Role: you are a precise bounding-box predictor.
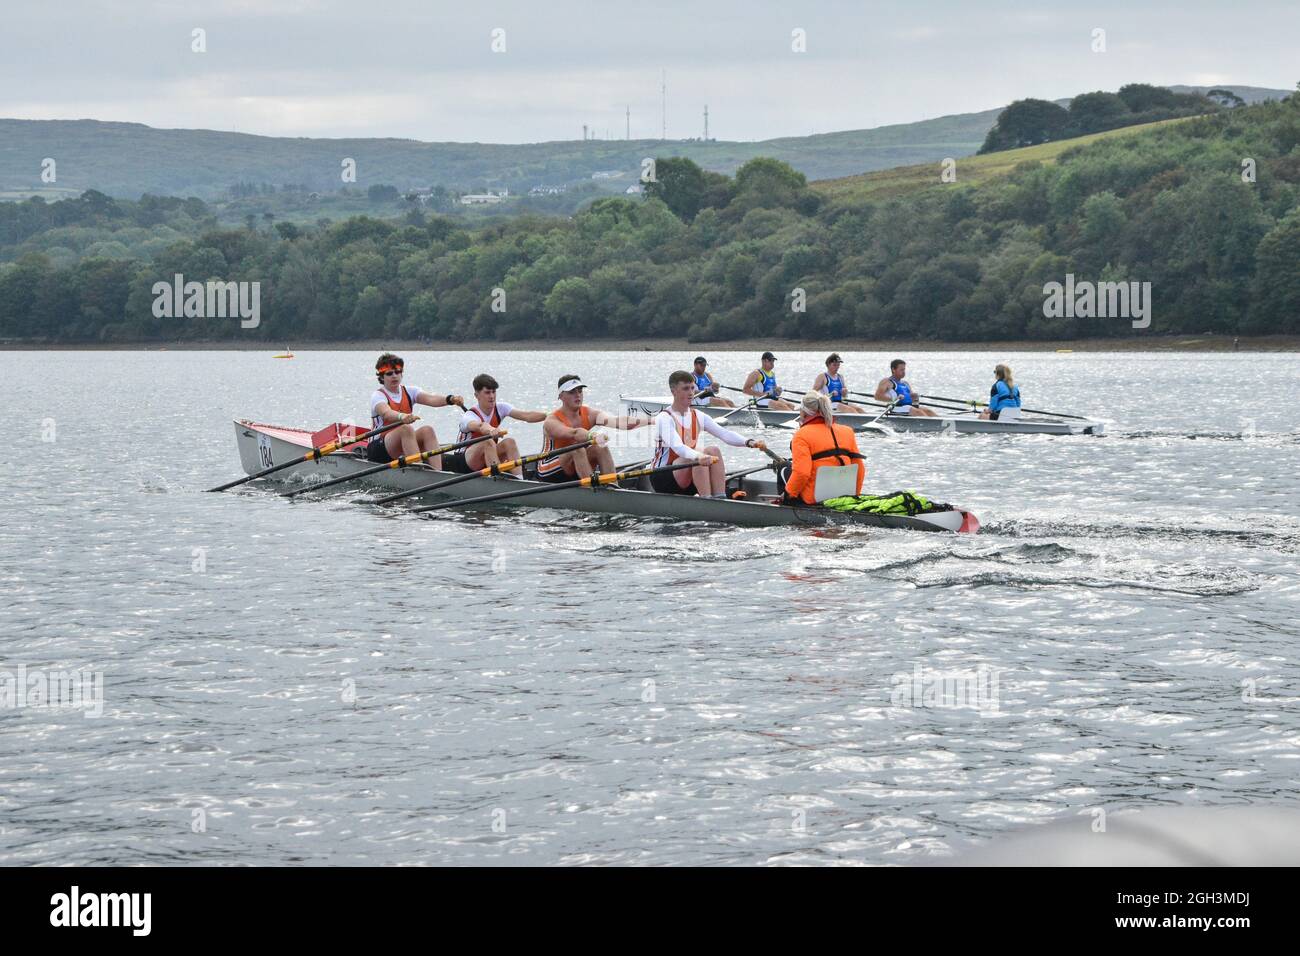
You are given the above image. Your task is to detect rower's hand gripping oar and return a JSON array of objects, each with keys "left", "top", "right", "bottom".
[
  {"left": 410, "top": 458, "right": 714, "bottom": 514},
  {"left": 207, "top": 418, "right": 416, "bottom": 492},
  {"left": 368, "top": 435, "right": 601, "bottom": 506},
  {"left": 283, "top": 432, "right": 499, "bottom": 498}
]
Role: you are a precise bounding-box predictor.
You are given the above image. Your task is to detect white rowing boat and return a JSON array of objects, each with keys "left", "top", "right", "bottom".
[
  {"left": 232, "top": 420, "right": 981, "bottom": 533},
  {"left": 620, "top": 396, "right": 1107, "bottom": 435}
]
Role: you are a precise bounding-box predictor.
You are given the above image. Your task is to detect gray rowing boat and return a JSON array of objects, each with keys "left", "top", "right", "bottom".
[
  {"left": 620, "top": 396, "right": 1107, "bottom": 435},
  {"left": 233, "top": 421, "right": 980, "bottom": 532}
]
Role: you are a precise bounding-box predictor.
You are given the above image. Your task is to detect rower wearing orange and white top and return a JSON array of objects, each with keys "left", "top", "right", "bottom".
[
  {"left": 367, "top": 352, "right": 464, "bottom": 468},
  {"left": 537, "top": 375, "right": 646, "bottom": 482},
  {"left": 443, "top": 373, "right": 547, "bottom": 474},
  {"left": 652, "top": 370, "right": 764, "bottom": 497}
]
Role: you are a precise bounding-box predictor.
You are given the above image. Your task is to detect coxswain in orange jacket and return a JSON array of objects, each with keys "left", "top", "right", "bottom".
[{"left": 783, "top": 393, "right": 866, "bottom": 505}]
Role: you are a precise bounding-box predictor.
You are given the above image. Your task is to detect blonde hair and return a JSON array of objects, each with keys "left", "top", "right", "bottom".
[
  {"left": 801, "top": 391, "right": 834, "bottom": 423},
  {"left": 995, "top": 364, "right": 1014, "bottom": 389}
]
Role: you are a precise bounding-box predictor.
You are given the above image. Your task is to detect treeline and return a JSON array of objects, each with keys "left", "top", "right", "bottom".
[
  {"left": 979, "top": 83, "right": 1223, "bottom": 153},
  {"left": 2, "top": 90, "right": 1299, "bottom": 343}
]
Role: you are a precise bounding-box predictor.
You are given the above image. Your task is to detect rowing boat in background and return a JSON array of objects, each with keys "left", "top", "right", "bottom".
[
  {"left": 620, "top": 396, "right": 1107, "bottom": 435},
  {"left": 232, "top": 420, "right": 980, "bottom": 532}
]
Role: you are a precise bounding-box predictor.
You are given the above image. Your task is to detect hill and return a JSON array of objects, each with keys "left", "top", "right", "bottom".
[
  {"left": 2, "top": 86, "right": 1285, "bottom": 202},
  {"left": 3, "top": 87, "right": 1299, "bottom": 345},
  {"left": 813, "top": 117, "right": 1192, "bottom": 202}
]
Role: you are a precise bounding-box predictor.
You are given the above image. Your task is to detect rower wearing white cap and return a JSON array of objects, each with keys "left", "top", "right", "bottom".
[
  {"left": 690, "top": 356, "right": 735, "bottom": 408},
  {"left": 537, "top": 374, "right": 646, "bottom": 482},
  {"left": 652, "top": 370, "right": 764, "bottom": 498},
  {"left": 741, "top": 351, "right": 796, "bottom": 411}
]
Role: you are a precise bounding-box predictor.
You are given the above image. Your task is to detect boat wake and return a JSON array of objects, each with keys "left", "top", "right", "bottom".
[{"left": 984, "top": 518, "right": 1300, "bottom": 554}]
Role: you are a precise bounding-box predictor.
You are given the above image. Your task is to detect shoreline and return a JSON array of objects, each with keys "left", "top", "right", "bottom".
[{"left": 2, "top": 334, "right": 1296, "bottom": 352}]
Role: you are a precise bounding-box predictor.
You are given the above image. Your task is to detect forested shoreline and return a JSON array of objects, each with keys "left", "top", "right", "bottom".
[{"left": 3, "top": 90, "right": 1298, "bottom": 344}]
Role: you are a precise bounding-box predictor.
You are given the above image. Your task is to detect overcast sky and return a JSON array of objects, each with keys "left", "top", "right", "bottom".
[{"left": 2, "top": 1, "right": 1295, "bottom": 143}]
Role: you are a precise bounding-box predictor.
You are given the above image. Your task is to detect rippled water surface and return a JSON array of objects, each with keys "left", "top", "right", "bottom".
[{"left": 2, "top": 349, "right": 1298, "bottom": 865}]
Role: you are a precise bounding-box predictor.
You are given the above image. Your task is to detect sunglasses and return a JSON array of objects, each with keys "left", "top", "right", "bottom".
[{"left": 379, "top": 367, "right": 404, "bottom": 376}]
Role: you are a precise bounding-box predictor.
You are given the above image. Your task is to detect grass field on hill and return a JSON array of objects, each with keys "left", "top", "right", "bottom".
[{"left": 812, "top": 117, "right": 1192, "bottom": 201}]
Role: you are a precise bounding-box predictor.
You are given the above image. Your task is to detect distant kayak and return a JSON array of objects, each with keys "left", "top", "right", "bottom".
[{"left": 273, "top": 351, "right": 294, "bottom": 359}]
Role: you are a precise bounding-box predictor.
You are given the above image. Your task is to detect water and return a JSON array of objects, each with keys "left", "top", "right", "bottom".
[{"left": 2, "top": 349, "right": 1297, "bottom": 865}]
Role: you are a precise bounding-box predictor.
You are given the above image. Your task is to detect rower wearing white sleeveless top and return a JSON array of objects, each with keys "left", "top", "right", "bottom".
[
  {"left": 443, "top": 373, "right": 548, "bottom": 474},
  {"left": 652, "top": 370, "right": 765, "bottom": 498}
]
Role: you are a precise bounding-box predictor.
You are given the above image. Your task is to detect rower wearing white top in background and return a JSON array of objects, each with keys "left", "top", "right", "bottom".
[
  {"left": 367, "top": 352, "right": 464, "bottom": 467},
  {"left": 690, "top": 356, "right": 735, "bottom": 408},
  {"left": 812, "top": 352, "right": 866, "bottom": 413},
  {"left": 443, "top": 373, "right": 548, "bottom": 474},
  {"left": 651, "top": 370, "right": 765, "bottom": 498}
]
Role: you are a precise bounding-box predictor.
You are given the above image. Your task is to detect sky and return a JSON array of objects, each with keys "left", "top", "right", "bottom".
[{"left": 1, "top": 0, "right": 1295, "bottom": 143}]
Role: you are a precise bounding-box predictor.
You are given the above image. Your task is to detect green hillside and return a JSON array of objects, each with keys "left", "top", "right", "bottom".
[
  {"left": 814, "top": 117, "right": 1191, "bottom": 201},
  {"left": 3, "top": 87, "right": 1298, "bottom": 345}
]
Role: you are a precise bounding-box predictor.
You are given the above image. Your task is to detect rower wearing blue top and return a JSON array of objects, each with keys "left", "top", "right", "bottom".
[
  {"left": 980, "top": 363, "right": 1023, "bottom": 421},
  {"left": 812, "top": 352, "right": 866, "bottom": 413},
  {"left": 689, "top": 356, "right": 735, "bottom": 408},
  {"left": 742, "top": 351, "right": 795, "bottom": 411},
  {"left": 874, "top": 358, "right": 938, "bottom": 417}
]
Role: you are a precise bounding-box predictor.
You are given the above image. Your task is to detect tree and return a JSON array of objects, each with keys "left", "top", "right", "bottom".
[
  {"left": 1206, "top": 88, "right": 1245, "bottom": 109},
  {"left": 642, "top": 157, "right": 708, "bottom": 222},
  {"left": 979, "top": 99, "right": 1070, "bottom": 153},
  {"left": 368, "top": 184, "right": 400, "bottom": 203},
  {"left": 1249, "top": 211, "right": 1300, "bottom": 332},
  {"left": 1067, "top": 91, "right": 1132, "bottom": 136}
]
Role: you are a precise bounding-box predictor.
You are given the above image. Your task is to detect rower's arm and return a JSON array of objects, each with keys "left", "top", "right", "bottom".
[
  {"left": 812, "top": 373, "right": 827, "bottom": 393},
  {"left": 506, "top": 408, "right": 548, "bottom": 424},
  {"left": 461, "top": 417, "right": 501, "bottom": 436},
  {"left": 698, "top": 414, "right": 750, "bottom": 448},
  {"left": 543, "top": 416, "right": 580, "bottom": 441},
  {"left": 373, "top": 400, "right": 417, "bottom": 425},
  {"left": 414, "top": 390, "right": 464, "bottom": 409},
  {"left": 742, "top": 370, "right": 763, "bottom": 397},
  {"left": 593, "top": 408, "right": 645, "bottom": 430},
  {"left": 873, "top": 379, "right": 892, "bottom": 402}
]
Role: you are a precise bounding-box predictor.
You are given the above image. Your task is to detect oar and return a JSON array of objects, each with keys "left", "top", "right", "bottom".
[
  {"left": 207, "top": 419, "right": 414, "bottom": 492},
  {"left": 923, "top": 393, "right": 1096, "bottom": 421},
  {"left": 410, "top": 458, "right": 709, "bottom": 514},
  {"left": 368, "top": 436, "right": 599, "bottom": 506},
  {"left": 845, "top": 389, "right": 974, "bottom": 415},
  {"left": 715, "top": 398, "right": 763, "bottom": 427},
  {"left": 284, "top": 433, "right": 497, "bottom": 498}
]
